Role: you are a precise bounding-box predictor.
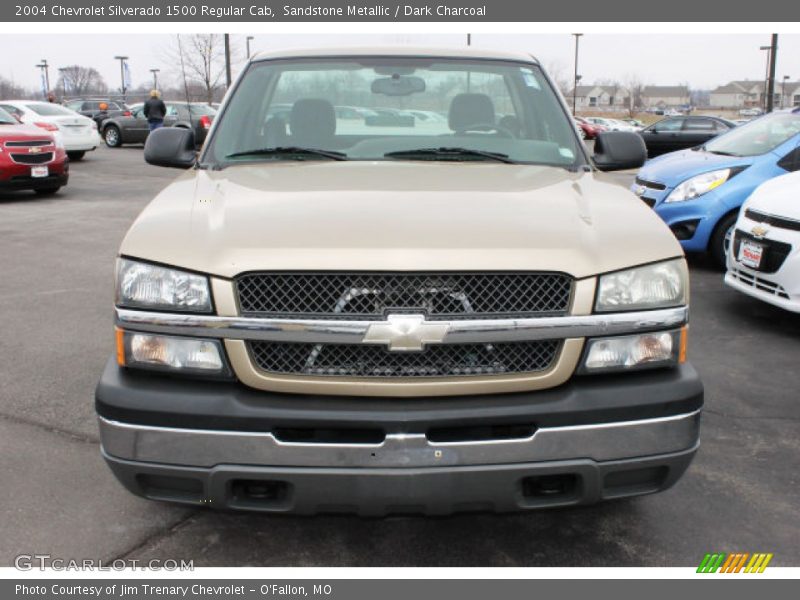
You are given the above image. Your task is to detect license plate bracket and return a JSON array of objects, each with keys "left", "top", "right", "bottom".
[{"left": 738, "top": 240, "right": 764, "bottom": 269}]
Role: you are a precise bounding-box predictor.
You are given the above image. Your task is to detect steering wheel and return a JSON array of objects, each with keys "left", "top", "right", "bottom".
[{"left": 457, "top": 123, "right": 516, "bottom": 138}]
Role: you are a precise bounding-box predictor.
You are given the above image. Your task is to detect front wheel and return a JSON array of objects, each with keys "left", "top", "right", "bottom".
[
  {"left": 67, "top": 151, "right": 85, "bottom": 161},
  {"left": 104, "top": 126, "right": 122, "bottom": 148},
  {"left": 710, "top": 212, "right": 738, "bottom": 270}
]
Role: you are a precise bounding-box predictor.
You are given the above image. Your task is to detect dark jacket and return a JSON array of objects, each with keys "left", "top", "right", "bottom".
[{"left": 143, "top": 98, "right": 167, "bottom": 121}]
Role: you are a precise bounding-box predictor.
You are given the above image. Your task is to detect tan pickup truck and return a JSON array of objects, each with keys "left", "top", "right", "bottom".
[{"left": 96, "top": 47, "right": 702, "bottom": 515}]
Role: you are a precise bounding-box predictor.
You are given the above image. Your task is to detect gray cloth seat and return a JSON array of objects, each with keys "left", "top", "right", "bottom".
[
  {"left": 289, "top": 98, "right": 336, "bottom": 147},
  {"left": 448, "top": 93, "right": 496, "bottom": 133}
]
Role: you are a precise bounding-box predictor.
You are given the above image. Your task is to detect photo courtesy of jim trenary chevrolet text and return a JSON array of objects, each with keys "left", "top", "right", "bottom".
[{"left": 0, "top": 0, "right": 798, "bottom": 596}]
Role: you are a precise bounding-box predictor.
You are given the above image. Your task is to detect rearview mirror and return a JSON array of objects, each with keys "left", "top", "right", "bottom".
[
  {"left": 593, "top": 131, "right": 647, "bottom": 171},
  {"left": 371, "top": 75, "right": 426, "bottom": 96},
  {"left": 144, "top": 127, "right": 196, "bottom": 169}
]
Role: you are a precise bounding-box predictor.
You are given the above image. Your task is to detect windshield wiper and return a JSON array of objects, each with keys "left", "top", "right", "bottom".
[
  {"left": 225, "top": 146, "right": 347, "bottom": 161},
  {"left": 700, "top": 146, "right": 740, "bottom": 157},
  {"left": 384, "top": 147, "right": 517, "bottom": 164}
]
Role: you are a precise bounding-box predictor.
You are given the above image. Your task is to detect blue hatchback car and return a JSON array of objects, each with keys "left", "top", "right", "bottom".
[{"left": 632, "top": 109, "right": 800, "bottom": 267}]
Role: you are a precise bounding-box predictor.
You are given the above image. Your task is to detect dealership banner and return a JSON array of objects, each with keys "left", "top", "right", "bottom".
[
  {"left": 4, "top": 579, "right": 799, "bottom": 599},
  {"left": 3, "top": 0, "right": 799, "bottom": 22}
]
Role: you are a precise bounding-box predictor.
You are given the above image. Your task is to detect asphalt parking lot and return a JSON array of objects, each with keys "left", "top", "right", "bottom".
[{"left": 1, "top": 145, "right": 799, "bottom": 567}]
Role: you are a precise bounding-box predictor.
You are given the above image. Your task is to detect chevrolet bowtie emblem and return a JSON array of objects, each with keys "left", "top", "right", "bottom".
[
  {"left": 29, "top": 146, "right": 43, "bottom": 154},
  {"left": 362, "top": 314, "right": 450, "bottom": 352},
  {"left": 751, "top": 224, "right": 769, "bottom": 238}
]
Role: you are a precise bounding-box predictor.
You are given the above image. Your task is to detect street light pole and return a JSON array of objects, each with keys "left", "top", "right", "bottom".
[
  {"left": 572, "top": 33, "right": 583, "bottom": 115},
  {"left": 246, "top": 36, "right": 254, "bottom": 59},
  {"left": 35, "top": 60, "right": 50, "bottom": 98},
  {"left": 150, "top": 68, "right": 160, "bottom": 90},
  {"left": 58, "top": 67, "right": 66, "bottom": 98},
  {"left": 114, "top": 55, "right": 129, "bottom": 100}
]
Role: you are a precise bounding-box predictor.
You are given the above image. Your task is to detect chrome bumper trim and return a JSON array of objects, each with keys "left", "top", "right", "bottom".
[
  {"left": 98, "top": 410, "right": 701, "bottom": 469},
  {"left": 115, "top": 306, "right": 688, "bottom": 345}
]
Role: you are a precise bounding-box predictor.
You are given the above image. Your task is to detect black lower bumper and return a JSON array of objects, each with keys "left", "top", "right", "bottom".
[
  {"left": 95, "top": 358, "right": 703, "bottom": 433},
  {"left": 96, "top": 359, "right": 702, "bottom": 514},
  {"left": 103, "top": 446, "right": 698, "bottom": 516}
]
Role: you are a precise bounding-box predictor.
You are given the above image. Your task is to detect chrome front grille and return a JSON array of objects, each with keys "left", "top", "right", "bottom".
[
  {"left": 249, "top": 340, "right": 561, "bottom": 378},
  {"left": 235, "top": 272, "right": 573, "bottom": 320}
]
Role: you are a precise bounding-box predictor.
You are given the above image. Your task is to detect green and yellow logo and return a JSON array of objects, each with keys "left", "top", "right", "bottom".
[{"left": 697, "top": 553, "right": 773, "bottom": 573}]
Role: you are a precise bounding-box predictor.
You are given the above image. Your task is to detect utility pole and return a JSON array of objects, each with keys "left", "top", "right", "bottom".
[
  {"left": 35, "top": 60, "right": 50, "bottom": 98},
  {"left": 114, "top": 55, "right": 128, "bottom": 99},
  {"left": 782, "top": 75, "right": 790, "bottom": 109},
  {"left": 572, "top": 33, "right": 583, "bottom": 115},
  {"left": 467, "top": 33, "right": 471, "bottom": 46},
  {"left": 766, "top": 34, "right": 778, "bottom": 113},
  {"left": 150, "top": 68, "right": 160, "bottom": 90},
  {"left": 246, "top": 36, "right": 254, "bottom": 59},
  {"left": 224, "top": 34, "right": 232, "bottom": 88},
  {"left": 58, "top": 67, "right": 66, "bottom": 98}
]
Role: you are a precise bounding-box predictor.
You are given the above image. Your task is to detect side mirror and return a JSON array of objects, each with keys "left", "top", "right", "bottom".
[
  {"left": 593, "top": 131, "right": 647, "bottom": 171},
  {"left": 144, "top": 127, "right": 196, "bottom": 169}
]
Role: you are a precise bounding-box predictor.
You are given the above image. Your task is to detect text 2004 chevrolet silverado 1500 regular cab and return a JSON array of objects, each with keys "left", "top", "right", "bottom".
[{"left": 95, "top": 47, "right": 703, "bottom": 516}]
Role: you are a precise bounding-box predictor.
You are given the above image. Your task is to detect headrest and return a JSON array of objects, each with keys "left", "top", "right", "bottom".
[
  {"left": 290, "top": 98, "right": 336, "bottom": 145},
  {"left": 448, "top": 93, "right": 496, "bottom": 132}
]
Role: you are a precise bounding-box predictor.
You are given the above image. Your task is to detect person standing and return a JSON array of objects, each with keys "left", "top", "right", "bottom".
[{"left": 143, "top": 90, "right": 167, "bottom": 131}]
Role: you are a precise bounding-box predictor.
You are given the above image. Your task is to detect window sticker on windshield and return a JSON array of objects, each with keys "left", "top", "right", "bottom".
[
  {"left": 520, "top": 69, "right": 541, "bottom": 90},
  {"left": 559, "top": 148, "right": 575, "bottom": 159}
]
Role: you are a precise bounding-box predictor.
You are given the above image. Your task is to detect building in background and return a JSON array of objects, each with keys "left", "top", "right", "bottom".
[
  {"left": 641, "top": 85, "right": 690, "bottom": 109},
  {"left": 569, "top": 84, "right": 630, "bottom": 109}
]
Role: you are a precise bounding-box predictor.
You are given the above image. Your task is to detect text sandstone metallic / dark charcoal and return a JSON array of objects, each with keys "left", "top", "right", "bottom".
[
  {"left": 248, "top": 340, "right": 561, "bottom": 378},
  {"left": 236, "top": 272, "right": 573, "bottom": 320}
]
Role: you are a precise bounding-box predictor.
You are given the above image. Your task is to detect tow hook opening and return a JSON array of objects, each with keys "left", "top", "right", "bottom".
[
  {"left": 230, "top": 479, "right": 292, "bottom": 509},
  {"left": 520, "top": 474, "right": 580, "bottom": 505}
]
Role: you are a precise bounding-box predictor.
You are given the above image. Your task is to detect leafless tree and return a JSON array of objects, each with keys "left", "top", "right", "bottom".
[
  {"left": 55, "top": 65, "right": 107, "bottom": 98},
  {"left": 0, "top": 76, "right": 28, "bottom": 100},
  {"left": 545, "top": 60, "right": 572, "bottom": 97},
  {"left": 623, "top": 74, "right": 645, "bottom": 117},
  {"left": 169, "top": 34, "right": 230, "bottom": 104}
]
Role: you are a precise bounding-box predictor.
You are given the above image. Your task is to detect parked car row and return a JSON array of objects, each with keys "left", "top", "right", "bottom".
[
  {"left": 633, "top": 108, "right": 800, "bottom": 312},
  {"left": 0, "top": 100, "right": 99, "bottom": 161}
]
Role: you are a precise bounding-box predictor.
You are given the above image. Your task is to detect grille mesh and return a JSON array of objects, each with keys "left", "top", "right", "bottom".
[
  {"left": 249, "top": 340, "right": 561, "bottom": 378},
  {"left": 10, "top": 152, "right": 53, "bottom": 165},
  {"left": 236, "top": 272, "right": 573, "bottom": 320}
]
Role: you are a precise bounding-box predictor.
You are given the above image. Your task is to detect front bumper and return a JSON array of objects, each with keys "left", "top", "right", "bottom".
[
  {"left": 96, "top": 360, "right": 703, "bottom": 515},
  {"left": 0, "top": 172, "right": 68, "bottom": 191}
]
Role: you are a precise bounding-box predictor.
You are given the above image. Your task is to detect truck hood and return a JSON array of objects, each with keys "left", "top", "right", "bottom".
[
  {"left": 639, "top": 148, "right": 754, "bottom": 186},
  {"left": 120, "top": 161, "right": 683, "bottom": 279}
]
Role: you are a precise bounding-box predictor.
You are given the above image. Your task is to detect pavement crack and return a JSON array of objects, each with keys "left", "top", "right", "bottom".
[
  {"left": 110, "top": 511, "right": 201, "bottom": 562},
  {"left": 0, "top": 411, "right": 99, "bottom": 444}
]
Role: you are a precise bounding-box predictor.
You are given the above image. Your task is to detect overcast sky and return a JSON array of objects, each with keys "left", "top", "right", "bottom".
[{"left": 2, "top": 33, "right": 799, "bottom": 93}]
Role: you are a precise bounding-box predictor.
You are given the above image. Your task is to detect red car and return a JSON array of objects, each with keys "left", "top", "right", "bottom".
[
  {"left": 0, "top": 106, "right": 68, "bottom": 195},
  {"left": 574, "top": 116, "right": 607, "bottom": 140}
]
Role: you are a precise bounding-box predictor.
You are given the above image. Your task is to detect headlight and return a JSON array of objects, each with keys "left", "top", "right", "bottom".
[
  {"left": 579, "top": 328, "right": 686, "bottom": 374},
  {"left": 596, "top": 259, "right": 687, "bottom": 312},
  {"left": 116, "top": 329, "right": 230, "bottom": 376},
  {"left": 665, "top": 168, "right": 731, "bottom": 203},
  {"left": 116, "top": 258, "right": 211, "bottom": 312}
]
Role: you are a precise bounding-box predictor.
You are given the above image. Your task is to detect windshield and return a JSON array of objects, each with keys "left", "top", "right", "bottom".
[
  {"left": 704, "top": 113, "right": 800, "bottom": 157},
  {"left": 204, "top": 57, "right": 583, "bottom": 168},
  {"left": 0, "top": 107, "right": 16, "bottom": 124},
  {"left": 27, "top": 103, "right": 76, "bottom": 117}
]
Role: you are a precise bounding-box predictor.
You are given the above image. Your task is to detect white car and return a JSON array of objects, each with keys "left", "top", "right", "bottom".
[
  {"left": 584, "top": 117, "right": 637, "bottom": 132},
  {"left": 0, "top": 100, "right": 99, "bottom": 160},
  {"left": 725, "top": 170, "right": 800, "bottom": 312}
]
